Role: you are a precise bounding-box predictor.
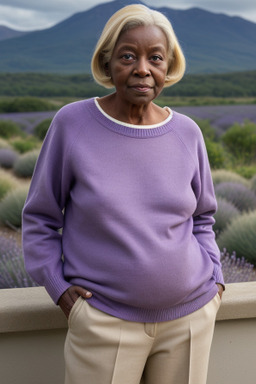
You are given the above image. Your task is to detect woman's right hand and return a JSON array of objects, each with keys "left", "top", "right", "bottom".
[{"left": 58, "top": 286, "right": 92, "bottom": 319}]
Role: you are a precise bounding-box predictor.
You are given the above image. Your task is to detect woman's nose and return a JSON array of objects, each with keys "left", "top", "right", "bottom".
[{"left": 133, "top": 58, "right": 150, "bottom": 77}]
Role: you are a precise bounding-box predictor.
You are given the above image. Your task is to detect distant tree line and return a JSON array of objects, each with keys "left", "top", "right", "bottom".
[
  {"left": 0, "top": 71, "right": 256, "bottom": 98},
  {"left": 162, "top": 71, "right": 256, "bottom": 98}
]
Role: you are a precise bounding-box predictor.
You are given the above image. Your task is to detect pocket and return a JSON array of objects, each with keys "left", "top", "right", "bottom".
[
  {"left": 213, "top": 292, "right": 222, "bottom": 309},
  {"left": 68, "top": 296, "right": 84, "bottom": 327}
]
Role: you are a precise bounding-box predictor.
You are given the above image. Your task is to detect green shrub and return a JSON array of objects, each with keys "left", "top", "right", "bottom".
[
  {"left": 212, "top": 169, "right": 250, "bottom": 187},
  {"left": 205, "top": 139, "right": 225, "bottom": 169},
  {"left": 0, "top": 120, "right": 23, "bottom": 138},
  {"left": 33, "top": 118, "right": 52, "bottom": 140},
  {"left": 11, "top": 137, "right": 40, "bottom": 154},
  {"left": 0, "top": 186, "right": 28, "bottom": 228},
  {"left": 233, "top": 165, "right": 256, "bottom": 179},
  {"left": 221, "top": 120, "right": 256, "bottom": 164},
  {"left": 196, "top": 119, "right": 216, "bottom": 141},
  {"left": 217, "top": 211, "right": 256, "bottom": 266},
  {"left": 0, "top": 97, "right": 57, "bottom": 113},
  {"left": 13, "top": 150, "right": 39, "bottom": 178},
  {"left": 213, "top": 197, "right": 239, "bottom": 236},
  {"left": 215, "top": 182, "right": 256, "bottom": 212},
  {"left": 194, "top": 119, "right": 226, "bottom": 170},
  {"left": 0, "top": 148, "right": 19, "bottom": 169},
  {"left": 0, "top": 170, "right": 19, "bottom": 201}
]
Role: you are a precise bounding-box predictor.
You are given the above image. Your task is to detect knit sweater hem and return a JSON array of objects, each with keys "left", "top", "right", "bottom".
[{"left": 84, "top": 285, "right": 219, "bottom": 323}]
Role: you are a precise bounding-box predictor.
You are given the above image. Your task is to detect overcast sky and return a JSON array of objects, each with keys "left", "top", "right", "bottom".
[{"left": 0, "top": 0, "right": 255, "bottom": 31}]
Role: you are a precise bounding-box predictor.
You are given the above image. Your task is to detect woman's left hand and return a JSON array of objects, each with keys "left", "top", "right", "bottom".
[{"left": 216, "top": 283, "right": 224, "bottom": 299}]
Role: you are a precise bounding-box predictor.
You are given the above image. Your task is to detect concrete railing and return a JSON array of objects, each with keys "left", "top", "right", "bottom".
[{"left": 1, "top": 282, "right": 256, "bottom": 384}]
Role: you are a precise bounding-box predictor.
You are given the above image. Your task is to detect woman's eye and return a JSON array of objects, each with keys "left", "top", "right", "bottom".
[
  {"left": 151, "top": 55, "right": 162, "bottom": 62},
  {"left": 122, "top": 53, "right": 134, "bottom": 60}
]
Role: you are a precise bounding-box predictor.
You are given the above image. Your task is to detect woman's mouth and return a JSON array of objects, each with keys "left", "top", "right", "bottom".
[{"left": 131, "top": 84, "right": 152, "bottom": 93}]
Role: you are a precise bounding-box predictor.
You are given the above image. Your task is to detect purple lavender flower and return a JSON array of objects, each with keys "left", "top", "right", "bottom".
[
  {"left": 220, "top": 249, "right": 256, "bottom": 283},
  {"left": 0, "top": 234, "right": 38, "bottom": 288}
]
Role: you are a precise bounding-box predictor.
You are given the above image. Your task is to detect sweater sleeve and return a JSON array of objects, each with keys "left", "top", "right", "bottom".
[
  {"left": 22, "top": 110, "right": 75, "bottom": 304},
  {"left": 192, "top": 131, "right": 225, "bottom": 288}
]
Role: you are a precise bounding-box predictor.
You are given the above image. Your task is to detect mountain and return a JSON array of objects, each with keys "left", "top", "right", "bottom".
[
  {"left": 0, "top": 0, "right": 256, "bottom": 74},
  {"left": 0, "top": 26, "right": 28, "bottom": 41}
]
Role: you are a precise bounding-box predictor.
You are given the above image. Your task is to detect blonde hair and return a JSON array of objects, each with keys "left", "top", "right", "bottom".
[{"left": 91, "top": 4, "right": 186, "bottom": 89}]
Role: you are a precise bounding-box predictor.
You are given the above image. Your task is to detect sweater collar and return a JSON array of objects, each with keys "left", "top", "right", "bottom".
[{"left": 89, "top": 97, "right": 175, "bottom": 139}]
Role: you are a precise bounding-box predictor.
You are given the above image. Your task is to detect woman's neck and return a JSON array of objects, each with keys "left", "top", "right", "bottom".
[{"left": 97, "top": 93, "right": 169, "bottom": 126}]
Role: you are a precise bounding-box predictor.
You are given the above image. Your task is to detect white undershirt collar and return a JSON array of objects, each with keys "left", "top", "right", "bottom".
[{"left": 94, "top": 98, "right": 173, "bottom": 129}]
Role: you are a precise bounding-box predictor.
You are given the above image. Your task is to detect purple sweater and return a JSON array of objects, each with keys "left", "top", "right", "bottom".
[{"left": 22, "top": 98, "right": 224, "bottom": 322}]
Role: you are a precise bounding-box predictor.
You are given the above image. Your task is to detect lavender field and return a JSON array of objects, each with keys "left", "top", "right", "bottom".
[
  {"left": 0, "top": 110, "right": 56, "bottom": 134},
  {"left": 174, "top": 104, "right": 256, "bottom": 135},
  {"left": 0, "top": 104, "right": 256, "bottom": 135}
]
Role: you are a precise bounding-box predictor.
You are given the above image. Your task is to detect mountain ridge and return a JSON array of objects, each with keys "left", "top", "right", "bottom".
[
  {"left": 0, "top": 0, "right": 255, "bottom": 74},
  {"left": 0, "top": 26, "right": 29, "bottom": 41}
]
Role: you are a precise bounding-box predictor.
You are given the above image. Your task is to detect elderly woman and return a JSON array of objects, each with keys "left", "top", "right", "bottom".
[{"left": 22, "top": 4, "right": 224, "bottom": 384}]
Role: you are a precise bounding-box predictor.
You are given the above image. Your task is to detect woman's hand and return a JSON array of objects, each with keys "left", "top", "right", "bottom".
[
  {"left": 58, "top": 286, "right": 92, "bottom": 319},
  {"left": 216, "top": 283, "right": 224, "bottom": 300}
]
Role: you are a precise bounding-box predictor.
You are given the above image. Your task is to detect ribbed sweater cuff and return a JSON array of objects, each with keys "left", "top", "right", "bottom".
[{"left": 45, "top": 275, "right": 72, "bottom": 304}]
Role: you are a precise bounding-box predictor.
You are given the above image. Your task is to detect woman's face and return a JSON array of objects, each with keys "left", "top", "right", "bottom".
[{"left": 107, "top": 25, "right": 169, "bottom": 106}]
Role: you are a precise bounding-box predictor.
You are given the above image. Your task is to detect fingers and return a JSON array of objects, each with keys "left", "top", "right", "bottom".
[
  {"left": 58, "top": 286, "right": 92, "bottom": 319},
  {"left": 73, "top": 286, "right": 92, "bottom": 300}
]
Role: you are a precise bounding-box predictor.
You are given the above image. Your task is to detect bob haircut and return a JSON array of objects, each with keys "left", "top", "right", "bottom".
[{"left": 91, "top": 4, "right": 186, "bottom": 89}]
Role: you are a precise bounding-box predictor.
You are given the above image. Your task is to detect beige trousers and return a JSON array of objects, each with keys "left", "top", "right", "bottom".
[{"left": 64, "top": 293, "right": 221, "bottom": 384}]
